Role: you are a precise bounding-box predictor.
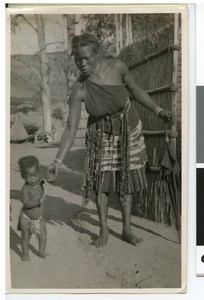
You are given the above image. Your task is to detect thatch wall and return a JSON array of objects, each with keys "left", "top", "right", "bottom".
[{"left": 119, "top": 21, "right": 182, "bottom": 225}]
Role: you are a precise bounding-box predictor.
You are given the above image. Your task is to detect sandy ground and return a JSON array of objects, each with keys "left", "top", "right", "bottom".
[{"left": 9, "top": 143, "right": 181, "bottom": 291}]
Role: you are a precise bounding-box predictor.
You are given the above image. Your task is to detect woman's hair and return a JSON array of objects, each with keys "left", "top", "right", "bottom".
[
  {"left": 72, "top": 33, "right": 100, "bottom": 55},
  {"left": 18, "top": 155, "right": 39, "bottom": 177}
]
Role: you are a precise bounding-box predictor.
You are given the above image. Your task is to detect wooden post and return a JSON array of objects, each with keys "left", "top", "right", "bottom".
[
  {"left": 53, "top": 132, "right": 57, "bottom": 142},
  {"left": 119, "top": 14, "right": 123, "bottom": 50},
  {"left": 34, "top": 134, "right": 38, "bottom": 144},
  {"left": 114, "top": 14, "right": 119, "bottom": 55},
  {"left": 171, "top": 13, "right": 179, "bottom": 154},
  {"left": 125, "top": 14, "right": 129, "bottom": 46},
  {"left": 129, "top": 15, "right": 133, "bottom": 44}
]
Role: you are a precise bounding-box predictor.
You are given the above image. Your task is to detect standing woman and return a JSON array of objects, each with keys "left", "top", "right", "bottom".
[{"left": 46, "top": 33, "right": 172, "bottom": 247}]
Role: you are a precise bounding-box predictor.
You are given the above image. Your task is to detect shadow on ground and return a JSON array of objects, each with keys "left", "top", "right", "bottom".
[
  {"left": 10, "top": 188, "right": 177, "bottom": 259},
  {"left": 10, "top": 226, "right": 40, "bottom": 259},
  {"left": 10, "top": 190, "right": 100, "bottom": 256}
]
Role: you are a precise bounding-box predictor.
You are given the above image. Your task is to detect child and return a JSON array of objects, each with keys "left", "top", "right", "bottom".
[{"left": 17, "top": 156, "right": 47, "bottom": 261}]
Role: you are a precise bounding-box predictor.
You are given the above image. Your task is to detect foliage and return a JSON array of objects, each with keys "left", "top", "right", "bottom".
[
  {"left": 23, "top": 122, "right": 39, "bottom": 135},
  {"left": 83, "top": 14, "right": 116, "bottom": 57},
  {"left": 51, "top": 107, "right": 63, "bottom": 121},
  {"left": 10, "top": 105, "right": 17, "bottom": 115}
]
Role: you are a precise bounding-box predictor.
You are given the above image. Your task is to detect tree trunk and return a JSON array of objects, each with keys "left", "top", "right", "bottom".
[
  {"left": 64, "top": 15, "right": 75, "bottom": 55},
  {"left": 55, "top": 80, "right": 68, "bottom": 124},
  {"left": 63, "top": 15, "right": 79, "bottom": 99},
  {"left": 74, "top": 14, "right": 82, "bottom": 35},
  {"left": 35, "top": 15, "right": 52, "bottom": 133}
]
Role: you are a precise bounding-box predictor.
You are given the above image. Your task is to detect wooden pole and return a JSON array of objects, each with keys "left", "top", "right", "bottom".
[
  {"left": 129, "top": 15, "right": 133, "bottom": 44},
  {"left": 171, "top": 13, "right": 179, "bottom": 154},
  {"left": 128, "top": 45, "right": 180, "bottom": 70},
  {"left": 126, "top": 14, "right": 129, "bottom": 46},
  {"left": 114, "top": 14, "right": 119, "bottom": 55},
  {"left": 119, "top": 14, "right": 123, "bottom": 50}
]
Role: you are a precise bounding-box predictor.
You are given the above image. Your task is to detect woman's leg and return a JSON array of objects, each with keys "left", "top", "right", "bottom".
[
  {"left": 93, "top": 192, "right": 109, "bottom": 247},
  {"left": 120, "top": 194, "right": 142, "bottom": 245}
]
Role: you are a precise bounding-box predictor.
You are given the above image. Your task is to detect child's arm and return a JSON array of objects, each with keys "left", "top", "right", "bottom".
[
  {"left": 39, "top": 180, "right": 47, "bottom": 204},
  {"left": 21, "top": 185, "right": 41, "bottom": 209}
]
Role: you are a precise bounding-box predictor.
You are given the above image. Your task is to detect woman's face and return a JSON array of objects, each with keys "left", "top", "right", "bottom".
[{"left": 73, "top": 44, "right": 98, "bottom": 76}]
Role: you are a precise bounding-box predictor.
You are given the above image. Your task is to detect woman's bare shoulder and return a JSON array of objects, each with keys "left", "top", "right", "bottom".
[
  {"left": 70, "top": 81, "right": 85, "bottom": 102},
  {"left": 108, "top": 59, "right": 128, "bottom": 71}
]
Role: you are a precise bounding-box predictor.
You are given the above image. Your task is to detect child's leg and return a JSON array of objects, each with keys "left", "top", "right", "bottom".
[
  {"left": 38, "top": 217, "right": 47, "bottom": 258},
  {"left": 93, "top": 192, "right": 109, "bottom": 247},
  {"left": 120, "top": 194, "right": 142, "bottom": 245},
  {"left": 19, "top": 216, "right": 31, "bottom": 261}
]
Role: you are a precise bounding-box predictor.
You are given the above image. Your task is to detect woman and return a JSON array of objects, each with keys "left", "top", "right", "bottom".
[{"left": 46, "top": 33, "right": 172, "bottom": 247}]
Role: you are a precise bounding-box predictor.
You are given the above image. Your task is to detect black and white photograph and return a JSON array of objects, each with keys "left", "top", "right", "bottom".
[{"left": 7, "top": 4, "right": 188, "bottom": 293}]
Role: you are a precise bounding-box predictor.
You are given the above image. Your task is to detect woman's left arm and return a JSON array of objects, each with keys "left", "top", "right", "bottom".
[{"left": 118, "top": 61, "right": 173, "bottom": 122}]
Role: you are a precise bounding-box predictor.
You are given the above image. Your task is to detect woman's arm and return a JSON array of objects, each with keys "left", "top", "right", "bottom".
[
  {"left": 46, "top": 82, "right": 83, "bottom": 183},
  {"left": 115, "top": 60, "right": 173, "bottom": 122},
  {"left": 118, "top": 61, "right": 158, "bottom": 112},
  {"left": 55, "top": 82, "right": 83, "bottom": 162}
]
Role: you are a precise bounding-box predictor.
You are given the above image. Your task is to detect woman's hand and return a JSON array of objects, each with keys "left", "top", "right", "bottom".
[
  {"left": 46, "top": 164, "right": 59, "bottom": 183},
  {"left": 158, "top": 109, "right": 174, "bottom": 124}
]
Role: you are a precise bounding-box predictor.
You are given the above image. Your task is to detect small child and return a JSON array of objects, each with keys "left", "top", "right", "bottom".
[{"left": 17, "top": 155, "right": 47, "bottom": 261}]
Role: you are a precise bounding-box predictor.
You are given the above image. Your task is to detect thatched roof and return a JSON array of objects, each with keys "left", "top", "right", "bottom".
[
  {"left": 118, "top": 24, "right": 174, "bottom": 69},
  {"left": 10, "top": 118, "right": 29, "bottom": 142}
]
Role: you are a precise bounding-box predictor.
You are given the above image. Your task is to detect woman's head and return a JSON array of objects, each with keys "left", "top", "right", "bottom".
[
  {"left": 72, "top": 33, "right": 100, "bottom": 76},
  {"left": 72, "top": 33, "right": 100, "bottom": 55}
]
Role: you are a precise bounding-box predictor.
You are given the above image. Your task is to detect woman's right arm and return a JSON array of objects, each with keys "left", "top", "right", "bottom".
[
  {"left": 55, "top": 82, "right": 83, "bottom": 162},
  {"left": 46, "top": 82, "right": 84, "bottom": 182}
]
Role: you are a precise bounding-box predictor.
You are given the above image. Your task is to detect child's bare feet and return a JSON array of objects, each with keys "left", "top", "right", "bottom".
[
  {"left": 122, "top": 230, "right": 142, "bottom": 246},
  {"left": 93, "top": 228, "right": 109, "bottom": 248},
  {"left": 22, "top": 255, "right": 30, "bottom": 262}
]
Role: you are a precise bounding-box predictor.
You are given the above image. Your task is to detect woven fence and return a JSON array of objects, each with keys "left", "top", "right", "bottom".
[{"left": 119, "top": 21, "right": 182, "bottom": 225}]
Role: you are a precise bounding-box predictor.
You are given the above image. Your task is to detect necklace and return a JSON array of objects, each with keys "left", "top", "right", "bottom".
[{"left": 26, "top": 182, "right": 40, "bottom": 189}]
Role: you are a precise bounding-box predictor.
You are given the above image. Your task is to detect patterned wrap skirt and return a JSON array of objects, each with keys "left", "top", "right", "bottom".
[{"left": 82, "top": 101, "right": 148, "bottom": 205}]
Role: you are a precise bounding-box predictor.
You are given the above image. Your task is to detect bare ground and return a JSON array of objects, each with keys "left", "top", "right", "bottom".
[{"left": 9, "top": 143, "right": 181, "bottom": 291}]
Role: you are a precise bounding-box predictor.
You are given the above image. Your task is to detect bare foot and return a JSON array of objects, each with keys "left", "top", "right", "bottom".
[
  {"left": 93, "top": 228, "right": 109, "bottom": 248},
  {"left": 22, "top": 255, "right": 30, "bottom": 262},
  {"left": 39, "top": 252, "right": 49, "bottom": 259},
  {"left": 122, "top": 230, "right": 142, "bottom": 246}
]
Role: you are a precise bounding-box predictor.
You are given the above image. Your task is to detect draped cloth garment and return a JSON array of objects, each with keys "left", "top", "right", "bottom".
[{"left": 81, "top": 79, "right": 148, "bottom": 205}]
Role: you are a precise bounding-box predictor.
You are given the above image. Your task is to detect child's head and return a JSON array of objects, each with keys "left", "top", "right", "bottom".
[{"left": 18, "top": 156, "right": 40, "bottom": 185}]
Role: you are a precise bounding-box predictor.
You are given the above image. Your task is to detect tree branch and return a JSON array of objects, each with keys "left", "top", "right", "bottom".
[
  {"left": 35, "top": 41, "right": 65, "bottom": 54},
  {"left": 20, "top": 14, "right": 37, "bottom": 32},
  {"left": 11, "top": 15, "right": 22, "bottom": 32},
  {"left": 12, "top": 56, "right": 41, "bottom": 83}
]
